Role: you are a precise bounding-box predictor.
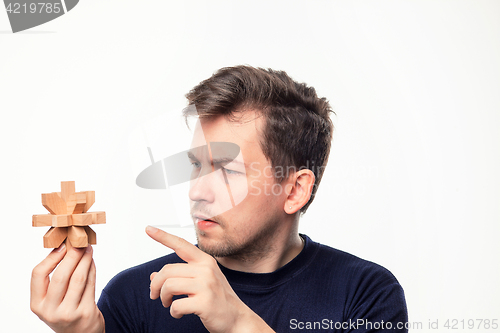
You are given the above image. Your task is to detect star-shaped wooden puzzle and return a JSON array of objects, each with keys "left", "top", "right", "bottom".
[{"left": 32, "top": 181, "right": 106, "bottom": 249}]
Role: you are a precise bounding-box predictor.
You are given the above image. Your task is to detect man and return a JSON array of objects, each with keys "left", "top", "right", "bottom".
[{"left": 31, "top": 66, "right": 408, "bottom": 332}]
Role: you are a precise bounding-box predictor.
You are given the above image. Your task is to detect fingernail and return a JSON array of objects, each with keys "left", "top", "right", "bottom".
[
  {"left": 85, "top": 245, "right": 92, "bottom": 253},
  {"left": 146, "top": 226, "right": 158, "bottom": 234},
  {"left": 55, "top": 243, "right": 66, "bottom": 252}
]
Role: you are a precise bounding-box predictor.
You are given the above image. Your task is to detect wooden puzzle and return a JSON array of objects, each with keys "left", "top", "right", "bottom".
[{"left": 32, "top": 181, "right": 106, "bottom": 249}]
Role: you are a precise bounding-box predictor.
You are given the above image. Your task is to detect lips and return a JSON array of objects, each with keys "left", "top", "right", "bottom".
[
  {"left": 193, "top": 213, "right": 219, "bottom": 230},
  {"left": 193, "top": 213, "right": 217, "bottom": 223}
]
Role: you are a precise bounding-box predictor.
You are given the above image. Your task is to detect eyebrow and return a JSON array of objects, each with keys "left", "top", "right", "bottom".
[
  {"left": 187, "top": 151, "right": 247, "bottom": 167},
  {"left": 187, "top": 151, "right": 199, "bottom": 161},
  {"left": 212, "top": 157, "right": 247, "bottom": 167}
]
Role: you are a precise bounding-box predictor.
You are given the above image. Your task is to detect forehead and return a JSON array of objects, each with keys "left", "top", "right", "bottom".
[{"left": 191, "top": 112, "right": 264, "bottom": 152}]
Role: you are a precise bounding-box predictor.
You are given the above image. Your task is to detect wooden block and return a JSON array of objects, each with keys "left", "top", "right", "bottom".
[
  {"left": 84, "top": 226, "right": 97, "bottom": 244},
  {"left": 60, "top": 181, "right": 75, "bottom": 202},
  {"left": 65, "top": 237, "right": 73, "bottom": 251},
  {"left": 35, "top": 181, "right": 105, "bottom": 249},
  {"left": 72, "top": 213, "right": 93, "bottom": 226},
  {"left": 33, "top": 214, "right": 72, "bottom": 227},
  {"left": 53, "top": 215, "right": 72, "bottom": 227},
  {"left": 84, "top": 191, "right": 95, "bottom": 213},
  {"left": 43, "top": 227, "right": 68, "bottom": 248},
  {"left": 67, "top": 226, "right": 88, "bottom": 247},
  {"left": 68, "top": 192, "right": 87, "bottom": 214},
  {"left": 42, "top": 192, "right": 68, "bottom": 215},
  {"left": 75, "top": 192, "right": 87, "bottom": 213},
  {"left": 91, "top": 211, "right": 106, "bottom": 224},
  {"left": 33, "top": 214, "right": 53, "bottom": 227}
]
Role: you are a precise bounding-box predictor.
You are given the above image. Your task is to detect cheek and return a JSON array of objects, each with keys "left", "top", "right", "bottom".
[
  {"left": 209, "top": 173, "right": 238, "bottom": 214},
  {"left": 227, "top": 177, "right": 249, "bottom": 206},
  {"left": 248, "top": 178, "right": 262, "bottom": 197},
  {"left": 247, "top": 177, "right": 283, "bottom": 208},
  {"left": 246, "top": 170, "right": 275, "bottom": 197}
]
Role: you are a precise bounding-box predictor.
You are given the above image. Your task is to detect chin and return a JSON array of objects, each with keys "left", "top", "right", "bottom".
[{"left": 196, "top": 236, "right": 238, "bottom": 257}]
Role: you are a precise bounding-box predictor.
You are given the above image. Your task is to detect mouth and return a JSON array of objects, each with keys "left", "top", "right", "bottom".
[{"left": 193, "top": 214, "right": 219, "bottom": 230}]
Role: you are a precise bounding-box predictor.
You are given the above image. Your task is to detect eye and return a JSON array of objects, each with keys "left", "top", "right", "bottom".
[
  {"left": 190, "top": 161, "right": 201, "bottom": 169},
  {"left": 222, "top": 167, "right": 241, "bottom": 175}
]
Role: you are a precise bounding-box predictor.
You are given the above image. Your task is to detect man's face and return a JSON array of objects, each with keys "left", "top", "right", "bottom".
[{"left": 188, "top": 112, "right": 288, "bottom": 258}]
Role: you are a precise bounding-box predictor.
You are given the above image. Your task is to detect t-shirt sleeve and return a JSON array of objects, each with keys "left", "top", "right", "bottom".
[
  {"left": 97, "top": 268, "right": 148, "bottom": 333},
  {"left": 98, "top": 288, "right": 138, "bottom": 333},
  {"left": 344, "top": 265, "right": 408, "bottom": 333},
  {"left": 96, "top": 253, "right": 187, "bottom": 333}
]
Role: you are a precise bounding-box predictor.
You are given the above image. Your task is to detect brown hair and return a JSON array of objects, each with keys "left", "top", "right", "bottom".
[{"left": 184, "top": 65, "right": 334, "bottom": 213}]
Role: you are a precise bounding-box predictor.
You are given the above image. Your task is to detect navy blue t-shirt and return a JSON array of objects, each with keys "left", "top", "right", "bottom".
[{"left": 98, "top": 234, "right": 408, "bottom": 332}]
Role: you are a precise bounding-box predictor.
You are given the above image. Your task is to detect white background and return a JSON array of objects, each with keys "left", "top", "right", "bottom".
[{"left": 1, "top": 1, "right": 499, "bottom": 332}]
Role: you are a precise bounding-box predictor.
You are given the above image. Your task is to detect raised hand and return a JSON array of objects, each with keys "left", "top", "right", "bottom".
[
  {"left": 146, "top": 226, "right": 275, "bottom": 333},
  {"left": 30, "top": 244, "right": 105, "bottom": 333}
]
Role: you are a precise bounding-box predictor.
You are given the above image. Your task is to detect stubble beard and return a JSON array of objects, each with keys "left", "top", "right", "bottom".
[{"left": 193, "top": 205, "right": 280, "bottom": 262}]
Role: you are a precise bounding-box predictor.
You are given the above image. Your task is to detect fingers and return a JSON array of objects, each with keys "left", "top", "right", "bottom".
[
  {"left": 30, "top": 243, "right": 104, "bottom": 333},
  {"left": 150, "top": 263, "right": 198, "bottom": 300},
  {"left": 146, "top": 226, "right": 205, "bottom": 263},
  {"left": 79, "top": 259, "right": 97, "bottom": 307},
  {"left": 31, "top": 243, "right": 68, "bottom": 308},
  {"left": 44, "top": 246, "right": 87, "bottom": 307},
  {"left": 159, "top": 278, "right": 197, "bottom": 308},
  {"left": 170, "top": 297, "right": 197, "bottom": 319},
  {"left": 62, "top": 245, "right": 94, "bottom": 307}
]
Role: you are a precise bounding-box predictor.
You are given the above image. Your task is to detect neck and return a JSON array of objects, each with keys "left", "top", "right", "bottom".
[{"left": 215, "top": 216, "right": 304, "bottom": 273}]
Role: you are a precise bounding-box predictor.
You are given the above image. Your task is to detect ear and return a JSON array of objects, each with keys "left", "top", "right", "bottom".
[{"left": 284, "top": 169, "right": 315, "bottom": 214}]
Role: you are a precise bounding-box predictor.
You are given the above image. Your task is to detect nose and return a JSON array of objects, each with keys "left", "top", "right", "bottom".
[{"left": 189, "top": 167, "right": 216, "bottom": 203}]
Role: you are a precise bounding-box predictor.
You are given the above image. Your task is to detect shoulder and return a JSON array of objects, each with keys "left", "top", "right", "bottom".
[
  {"left": 313, "top": 241, "right": 407, "bottom": 316},
  {"left": 306, "top": 239, "right": 405, "bottom": 303},
  {"left": 314, "top": 241, "right": 401, "bottom": 287},
  {"left": 306, "top": 240, "right": 407, "bottom": 324}
]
